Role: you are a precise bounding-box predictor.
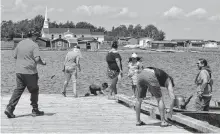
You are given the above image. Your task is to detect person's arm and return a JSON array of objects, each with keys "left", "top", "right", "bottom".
[
  {"left": 115, "top": 54, "right": 123, "bottom": 75},
  {"left": 76, "top": 56, "right": 81, "bottom": 72},
  {"left": 13, "top": 46, "right": 18, "bottom": 59},
  {"left": 99, "top": 90, "right": 106, "bottom": 95},
  {"left": 166, "top": 78, "right": 175, "bottom": 118},
  {"left": 63, "top": 54, "right": 68, "bottom": 72},
  {"left": 33, "top": 46, "right": 46, "bottom": 65}
]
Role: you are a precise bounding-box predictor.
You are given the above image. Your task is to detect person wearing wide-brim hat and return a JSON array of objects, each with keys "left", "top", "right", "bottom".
[
  {"left": 127, "top": 53, "right": 144, "bottom": 98},
  {"left": 128, "top": 53, "right": 142, "bottom": 63}
]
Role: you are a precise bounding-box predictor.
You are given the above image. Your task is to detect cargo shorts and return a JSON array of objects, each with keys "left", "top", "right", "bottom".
[{"left": 136, "top": 69, "right": 162, "bottom": 99}]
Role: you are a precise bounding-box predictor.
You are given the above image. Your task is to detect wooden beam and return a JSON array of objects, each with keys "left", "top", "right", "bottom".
[{"left": 115, "top": 94, "right": 220, "bottom": 133}]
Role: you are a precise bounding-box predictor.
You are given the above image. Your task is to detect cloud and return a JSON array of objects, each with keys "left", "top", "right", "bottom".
[
  {"left": 114, "top": 7, "right": 138, "bottom": 18},
  {"left": 163, "top": 6, "right": 185, "bottom": 19},
  {"left": 57, "top": 8, "right": 64, "bottom": 12},
  {"left": 48, "top": 8, "right": 55, "bottom": 12},
  {"left": 183, "top": 28, "right": 191, "bottom": 31},
  {"left": 75, "top": 5, "right": 116, "bottom": 16},
  {"left": 186, "top": 8, "right": 207, "bottom": 18},
  {"left": 3, "top": 0, "right": 28, "bottom": 13},
  {"left": 208, "top": 15, "right": 220, "bottom": 21},
  {"left": 74, "top": 5, "right": 138, "bottom": 19}
]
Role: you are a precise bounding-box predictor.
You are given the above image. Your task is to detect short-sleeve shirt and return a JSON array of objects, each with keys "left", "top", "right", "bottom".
[
  {"left": 89, "top": 84, "right": 101, "bottom": 93},
  {"left": 146, "top": 67, "right": 170, "bottom": 87},
  {"left": 14, "top": 39, "right": 40, "bottom": 74},
  {"left": 64, "top": 49, "right": 82, "bottom": 69},
  {"left": 106, "top": 51, "right": 122, "bottom": 72}
]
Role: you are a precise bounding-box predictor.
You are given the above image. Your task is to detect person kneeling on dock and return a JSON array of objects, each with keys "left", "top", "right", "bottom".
[
  {"left": 85, "top": 83, "right": 108, "bottom": 96},
  {"left": 135, "top": 67, "right": 175, "bottom": 127}
]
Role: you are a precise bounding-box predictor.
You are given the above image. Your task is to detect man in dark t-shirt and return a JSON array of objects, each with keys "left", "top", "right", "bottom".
[{"left": 135, "top": 67, "right": 175, "bottom": 127}]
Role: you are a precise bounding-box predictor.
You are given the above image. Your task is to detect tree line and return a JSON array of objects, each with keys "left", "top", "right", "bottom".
[{"left": 1, "top": 14, "right": 165, "bottom": 41}]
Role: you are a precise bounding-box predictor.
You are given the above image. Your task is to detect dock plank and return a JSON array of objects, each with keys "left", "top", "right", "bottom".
[
  {"left": 1, "top": 94, "right": 191, "bottom": 133},
  {"left": 116, "top": 94, "right": 220, "bottom": 133}
]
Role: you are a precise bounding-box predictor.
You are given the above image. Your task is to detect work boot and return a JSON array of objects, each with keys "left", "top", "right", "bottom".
[
  {"left": 32, "top": 108, "right": 44, "bottom": 117},
  {"left": 4, "top": 107, "right": 15, "bottom": 118}
]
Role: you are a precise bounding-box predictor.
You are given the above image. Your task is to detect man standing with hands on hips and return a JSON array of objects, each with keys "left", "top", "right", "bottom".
[{"left": 4, "top": 30, "right": 46, "bottom": 118}]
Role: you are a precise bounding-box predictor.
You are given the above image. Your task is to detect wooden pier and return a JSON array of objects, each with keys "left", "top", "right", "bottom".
[{"left": 1, "top": 94, "right": 192, "bottom": 133}]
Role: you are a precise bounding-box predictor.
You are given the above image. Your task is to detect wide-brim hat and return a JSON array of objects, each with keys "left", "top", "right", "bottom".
[{"left": 131, "top": 53, "right": 138, "bottom": 58}]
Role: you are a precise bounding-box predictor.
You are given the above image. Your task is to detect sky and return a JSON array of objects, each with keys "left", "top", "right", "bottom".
[{"left": 1, "top": 0, "right": 220, "bottom": 40}]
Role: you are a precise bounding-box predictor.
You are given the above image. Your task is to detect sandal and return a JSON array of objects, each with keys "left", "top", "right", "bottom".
[{"left": 136, "top": 121, "right": 146, "bottom": 126}]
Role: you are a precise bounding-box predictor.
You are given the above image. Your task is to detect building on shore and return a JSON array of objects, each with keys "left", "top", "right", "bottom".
[{"left": 40, "top": 7, "right": 104, "bottom": 50}]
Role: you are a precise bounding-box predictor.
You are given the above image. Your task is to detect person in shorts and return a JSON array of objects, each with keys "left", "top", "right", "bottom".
[
  {"left": 61, "top": 45, "right": 82, "bottom": 97},
  {"left": 135, "top": 67, "right": 175, "bottom": 127},
  {"left": 127, "top": 53, "right": 144, "bottom": 98},
  {"left": 106, "top": 41, "right": 123, "bottom": 99}
]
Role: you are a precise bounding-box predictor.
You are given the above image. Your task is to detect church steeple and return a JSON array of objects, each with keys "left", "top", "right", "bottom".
[{"left": 43, "top": 6, "right": 49, "bottom": 28}]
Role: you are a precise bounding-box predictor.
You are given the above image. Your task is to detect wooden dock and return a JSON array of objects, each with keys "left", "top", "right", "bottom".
[
  {"left": 1, "top": 94, "right": 191, "bottom": 133},
  {"left": 115, "top": 94, "right": 220, "bottom": 133}
]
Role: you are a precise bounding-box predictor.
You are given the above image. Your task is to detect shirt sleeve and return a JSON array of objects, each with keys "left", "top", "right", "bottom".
[{"left": 33, "top": 44, "right": 40, "bottom": 58}]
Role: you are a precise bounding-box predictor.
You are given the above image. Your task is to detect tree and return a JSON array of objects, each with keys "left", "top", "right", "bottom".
[
  {"left": 143, "top": 24, "right": 159, "bottom": 39},
  {"left": 156, "top": 30, "right": 165, "bottom": 41},
  {"left": 128, "top": 24, "right": 134, "bottom": 36},
  {"left": 95, "top": 26, "right": 106, "bottom": 32},
  {"left": 133, "top": 24, "right": 142, "bottom": 38},
  {"left": 76, "top": 22, "right": 96, "bottom": 30}
]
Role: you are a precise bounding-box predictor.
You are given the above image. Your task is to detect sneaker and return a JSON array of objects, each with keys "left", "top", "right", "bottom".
[
  {"left": 61, "top": 92, "right": 66, "bottom": 97},
  {"left": 4, "top": 108, "right": 15, "bottom": 118},
  {"left": 85, "top": 93, "right": 90, "bottom": 96},
  {"left": 32, "top": 109, "right": 44, "bottom": 117}
]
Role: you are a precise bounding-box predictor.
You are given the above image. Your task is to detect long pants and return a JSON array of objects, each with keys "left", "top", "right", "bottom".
[
  {"left": 7, "top": 73, "right": 39, "bottom": 111},
  {"left": 195, "top": 95, "right": 212, "bottom": 111}
]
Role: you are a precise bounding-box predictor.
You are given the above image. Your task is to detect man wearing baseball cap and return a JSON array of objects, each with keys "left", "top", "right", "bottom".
[{"left": 4, "top": 30, "right": 46, "bottom": 118}]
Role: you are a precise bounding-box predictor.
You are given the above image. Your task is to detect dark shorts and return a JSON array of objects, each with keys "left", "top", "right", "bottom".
[
  {"left": 136, "top": 70, "right": 162, "bottom": 99},
  {"left": 107, "top": 68, "right": 119, "bottom": 79}
]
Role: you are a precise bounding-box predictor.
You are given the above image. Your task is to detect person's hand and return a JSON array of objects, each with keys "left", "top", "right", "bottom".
[
  {"left": 120, "top": 71, "right": 123, "bottom": 77},
  {"left": 42, "top": 60, "right": 46, "bottom": 65}
]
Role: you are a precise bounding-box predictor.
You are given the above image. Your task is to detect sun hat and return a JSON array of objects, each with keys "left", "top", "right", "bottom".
[{"left": 131, "top": 53, "right": 138, "bottom": 58}]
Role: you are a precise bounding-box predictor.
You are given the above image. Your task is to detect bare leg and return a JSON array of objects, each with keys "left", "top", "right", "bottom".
[
  {"left": 156, "top": 97, "right": 167, "bottom": 125},
  {"left": 136, "top": 98, "right": 143, "bottom": 124},
  {"left": 72, "top": 71, "right": 77, "bottom": 97},
  {"left": 62, "top": 72, "right": 71, "bottom": 94},
  {"left": 109, "top": 76, "right": 118, "bottom": 96}
]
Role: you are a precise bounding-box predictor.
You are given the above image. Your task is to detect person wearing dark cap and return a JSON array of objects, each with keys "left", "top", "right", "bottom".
[
  {"left": 106, "top": 41, "right": 123, "bottom": 99},
  {"left": 4, "top": 30, "right": 46, "bottom": 118},
  {"left": 61, "top": 45, "right": 82, "bottom": 97}
]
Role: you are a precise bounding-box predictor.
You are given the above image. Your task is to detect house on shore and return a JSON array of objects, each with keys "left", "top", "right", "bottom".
[
  {"left": 138, "top": 37, "right": 153, "bottom": 48},
  {"left": 171, "top": 39, "right": 204, "bottom": 47},
  {"left": 149, "top": 40, "right": 177, "bottom": 49},
  {"left": 77, "top": 37, "right": 100, "bottom": 51},
  {"left": 39, "top": 7, "right": 104, "bottom": 50}
]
